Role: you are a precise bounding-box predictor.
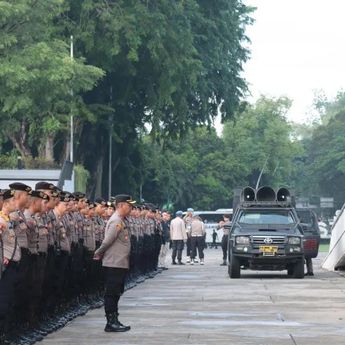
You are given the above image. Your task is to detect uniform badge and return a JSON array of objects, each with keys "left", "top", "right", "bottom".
[{"left": 116, "top": 223, "right": 123, "bottom": 230}]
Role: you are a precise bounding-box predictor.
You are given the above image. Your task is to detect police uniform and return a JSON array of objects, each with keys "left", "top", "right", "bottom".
[
  {"left": 0, "top": 190, "right": 21, "bottom": 343},
  {"left": 8, "top": 182, "right": 32, "bottom": 326},
  {"left": 190, "top": 217, "right": 206, "bottom": 264},
  {"left": 94, "top": 194, "right": 135, "bottom": 333}
]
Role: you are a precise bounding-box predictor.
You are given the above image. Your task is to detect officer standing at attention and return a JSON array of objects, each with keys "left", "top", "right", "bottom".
[
  {"left": 0, "top": 189, "right": 21, "bottom": 345},
  {"left": 94, "top": 194, "right": 136, "bottom": 333}
]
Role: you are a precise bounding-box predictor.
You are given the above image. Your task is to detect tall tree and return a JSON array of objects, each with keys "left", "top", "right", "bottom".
[
  {"left": 222, "top": 96, "right": 301, "bottom": 188},
  {"left": 0, "top": 0, "right": 103, "bottom": 162},
  {"left": 58, "top": 0, "right": 253, "bottom": 196}
]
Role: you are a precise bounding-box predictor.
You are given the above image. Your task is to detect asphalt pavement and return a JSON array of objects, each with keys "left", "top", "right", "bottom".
[{"left": 41, "top": 248, "right": 345, "bottom": 345}]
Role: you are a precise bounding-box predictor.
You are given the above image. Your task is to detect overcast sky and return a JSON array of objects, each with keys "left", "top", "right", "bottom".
[{"left": 243, "top": 0, "right": 345, "bottom": 123}]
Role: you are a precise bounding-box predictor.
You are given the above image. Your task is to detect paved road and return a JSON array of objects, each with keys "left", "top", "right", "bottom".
[{"left": 41, "top": 249, "right": 345, "bottom": 345}]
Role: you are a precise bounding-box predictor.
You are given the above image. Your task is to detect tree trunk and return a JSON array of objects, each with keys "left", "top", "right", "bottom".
[
  {"left": 44, "top": 135, "right": 54, "bottom": 161},
  {"left": 7, "top": 133, "right": 32, "bottom": 159},
  {"left": 94, "top": 154, "right": 104, "bottom": 197}
]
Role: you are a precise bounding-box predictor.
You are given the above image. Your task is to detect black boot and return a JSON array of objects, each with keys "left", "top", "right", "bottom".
[
  {"left": 104, "top": 313, "right": 130, "bottom": 332},
  {"left": 220, "top": 260, "right": 227, "bottom": 266}
]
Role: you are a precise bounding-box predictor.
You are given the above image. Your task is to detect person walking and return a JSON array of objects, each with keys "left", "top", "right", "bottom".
[
  {"left": 220, "top": 214, "right": 231, "bottom": 266},
  {"left": 170, "top": 211, "right": 187, "bottom": 265},
  {"left": 94, "top": 194, "right": 136, "bottom": 333},
  {"left": 190, "top": 216, "right": 206, "bottom": 265}
]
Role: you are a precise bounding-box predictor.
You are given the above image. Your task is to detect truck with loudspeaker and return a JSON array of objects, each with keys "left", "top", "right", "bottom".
[{"left": 228, "top": 186, "right": 305, "bottom": 279}]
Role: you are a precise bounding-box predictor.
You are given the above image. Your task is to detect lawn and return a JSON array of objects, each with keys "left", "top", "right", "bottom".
[{"left": 319, "top": 243, "right": 330, "bottom": 253}]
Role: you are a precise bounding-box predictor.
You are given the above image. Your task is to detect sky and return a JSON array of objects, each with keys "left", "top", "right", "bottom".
[{"left": 242, "top": 0, "right": 345, "bottom": 124}]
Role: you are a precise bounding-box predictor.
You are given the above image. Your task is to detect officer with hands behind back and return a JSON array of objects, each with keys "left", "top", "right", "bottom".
[{"left": 94, "top": 194, "right": 136, "bottom": 333}]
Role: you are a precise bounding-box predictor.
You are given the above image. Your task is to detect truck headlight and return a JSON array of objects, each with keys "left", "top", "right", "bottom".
[
  {"left": 236, "top": 236, "right": 250, "bottom": 245},
  {"left": 288, "top": 237, "right": 301, "bottom": 245}
]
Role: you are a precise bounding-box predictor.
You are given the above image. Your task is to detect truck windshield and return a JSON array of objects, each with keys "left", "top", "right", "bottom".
[{"left": 238, "top": 210, "right": 295, "bottom": 225}]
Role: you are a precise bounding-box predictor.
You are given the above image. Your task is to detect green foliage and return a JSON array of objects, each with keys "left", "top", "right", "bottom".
[
  {"left": 290, "top": 91, "right": 345, "bottom": 208},
  {"left": 0, "top": 0, "right": 104, "bottom": 159},
  {"left": 0, "top": 0, "right": 254, "bottom": 201},
  {"left": 0, "top": 151, "right": 18, "bottom": 168},
  {"left": 222, "top": 96, "right": 301, "bottom": 188},
  {"left": 141, "top": 127, "right": 231, "bottom": 210}
]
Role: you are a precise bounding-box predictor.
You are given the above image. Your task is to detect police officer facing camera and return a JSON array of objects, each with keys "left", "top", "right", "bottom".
[{"left": 94, "top": 194, "right": 136, "bottom": 333}]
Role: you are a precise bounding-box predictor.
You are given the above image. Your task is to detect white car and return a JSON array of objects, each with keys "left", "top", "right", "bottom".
[{"left": 184, "top": 209, "right": 233, "bottom": 244}]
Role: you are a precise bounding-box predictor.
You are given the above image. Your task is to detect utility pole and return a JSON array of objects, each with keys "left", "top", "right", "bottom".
[
  {"left": 70, "top": 35, "right": 74, "bottom": 163},
  {"left": 108, "top": 86, "right": 113, "bottom": 199}
]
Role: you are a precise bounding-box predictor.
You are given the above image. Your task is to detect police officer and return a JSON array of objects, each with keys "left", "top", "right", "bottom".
[
  {"left": 183, "top": 208, "right": 194, "bottom": 263},
  {"left": 0, "top": 189, "right": 21, "bottom": 345},
  {"left": 170, "top": 211, "right": 187, "bottom": 265},
  {"left": 94, "top": 194, "right": 136, "bottom": 332},
  {"left": 190, "top": 215, "right": 206, "bottom": 265},
  {"left": 8, "top": 182, "right": 32, "bottom": 332}
]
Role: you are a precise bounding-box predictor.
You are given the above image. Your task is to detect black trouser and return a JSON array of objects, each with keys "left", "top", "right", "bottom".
[
  {"left": 54, "top": 250, "right": 69, "bottom": 302},
  {"left": 186, "top": 237, "right": 191, "bottom": 257},
  {"left": 104, "top": 267, "right": 128, "bottom": 314},
  {"left": 172, "top": 240, "right": 184, "bottom": 262},
  {"left": 13, "top": 249, "right": 30, "bottom": 324},
  {"left": 41, "top": 246, "right": 56, "bottom": 314},
  {"left": 27, "top": 254, "right": 46, "bottom": 326},
  {"left": 0, "top": 262, "right": 18, "bottom": 327},
  {"left": 221, "top": 235, "right": 228, "bottom": 261},
  {"left": 306, "top": 257, "right": 313, "bottom": 274},
  {"left": 191, "top": 237, "right": 204, "bottom": 260}
]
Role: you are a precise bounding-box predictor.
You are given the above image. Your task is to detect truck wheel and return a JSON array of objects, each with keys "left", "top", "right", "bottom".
[
  {"left": 228, "top": 254, "right": 241, "bottom": 278},
  {"left": 293, "top": 258, "right": 305, "bottom": 279}
]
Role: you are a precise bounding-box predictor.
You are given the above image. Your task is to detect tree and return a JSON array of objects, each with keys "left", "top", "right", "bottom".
[
  {"left": 0, "top": 0, "right": 104, "bottom": 162},
  {"left": 222, "top": 96, "right": 301, "bottom": 188},
  {"left": 58, "top": 0, "right": 253, "bottom": 196},
  {"left": 306, "top": 112, "right": 345, "bottom": 208}
]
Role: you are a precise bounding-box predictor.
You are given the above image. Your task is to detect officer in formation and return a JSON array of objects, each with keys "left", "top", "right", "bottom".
[{"left": 0, "top": 182, "right": 166, "bottom": 344}]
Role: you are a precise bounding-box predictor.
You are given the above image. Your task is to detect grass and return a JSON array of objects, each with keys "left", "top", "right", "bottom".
[{"left": 319, "top": 243, "right": 330, "bottom": 253}]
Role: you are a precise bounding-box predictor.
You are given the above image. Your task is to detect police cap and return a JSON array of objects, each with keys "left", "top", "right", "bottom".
[
  {"left": 9, "top": 182, "right": 32, "bottom": 192},
  {"left": 114, "top": 194, "right": 136, "bottom": 205}
]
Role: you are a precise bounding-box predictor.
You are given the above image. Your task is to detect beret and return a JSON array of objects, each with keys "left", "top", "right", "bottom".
[
  {"left": 35, "top": 182, "right": 55, "bottom": 191},
  {"left": 3, "top": 189, "right": 15, "bottom": 200},
  {"left": 9, "top": 182, "right": 32, "bottom": 192},
  {"left": 29, "top": 190, "right": 50, "bottom": 200}
]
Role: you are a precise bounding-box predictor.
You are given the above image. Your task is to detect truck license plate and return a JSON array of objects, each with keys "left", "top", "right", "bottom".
[{"left": 259, "top": 246, "right": 278, "bottom": 255}]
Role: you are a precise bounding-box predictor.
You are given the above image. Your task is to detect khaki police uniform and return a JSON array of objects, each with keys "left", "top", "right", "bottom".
[{"left": 95, "top": 211, "right": 130, "bottom": 315}]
